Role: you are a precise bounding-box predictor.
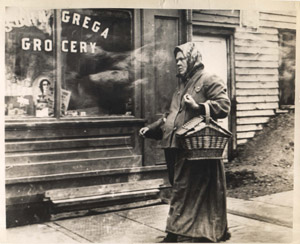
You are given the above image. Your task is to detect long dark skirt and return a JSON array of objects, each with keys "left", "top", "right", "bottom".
[{"left": 164, "top": 148, "right": 229, "bottom": 242}]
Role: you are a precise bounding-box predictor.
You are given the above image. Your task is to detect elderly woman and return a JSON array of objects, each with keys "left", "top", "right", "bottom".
[{"left": 140, "top": 42, "right": 231, "bottom": 243}]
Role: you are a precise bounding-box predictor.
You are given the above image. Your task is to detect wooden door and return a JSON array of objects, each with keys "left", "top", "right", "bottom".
[
  {"left": 192, "top": 35, "right": 230, "bottom": 160},
  {"left": 142, "top": 9, "right": 182, "bottom": 165}
]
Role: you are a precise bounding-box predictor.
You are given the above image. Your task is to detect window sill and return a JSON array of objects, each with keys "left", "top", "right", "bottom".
[{"left": 5, "top": 115, "right": 146, "bottom": 128}]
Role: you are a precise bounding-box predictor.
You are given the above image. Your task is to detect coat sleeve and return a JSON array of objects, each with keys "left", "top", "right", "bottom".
[
  {"left": 144, "top": 112, "right": 169, "bottom": 140},
  {"left": 147, "top": 113, "right": 168, "bottom": 130},
  {"left": 201, "top": 75, "right": 231, "bottom": 119}
]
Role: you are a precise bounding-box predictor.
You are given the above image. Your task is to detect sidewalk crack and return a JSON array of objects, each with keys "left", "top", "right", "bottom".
[
  {"left": 114, "top": 212, "right": 166, "bottom": 233},
  {"left": 47, "top": 222, "right": 93, "bottom": 243}
]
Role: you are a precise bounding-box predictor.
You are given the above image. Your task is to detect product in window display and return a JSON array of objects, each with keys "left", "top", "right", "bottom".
[
  {"left": 66, "top": 110, "right": 79, "bottom": 117},
  {"left": 39, "top": 79, "right": 51, "bottom": 96},
  {"left": 61, "top": 89, "right": 71, "bottom": 116},
  {"left": 125, "top": 98, "right": 133, "bottom": 116},
  {"left": 34, "top": 77, "right": 54, "bottom": 117},
  {"left": 36, "top": 96, "right": 49, "bottom": 117},
  {"left": 5, "top": 96, "right": 35, "bottom": 117}
]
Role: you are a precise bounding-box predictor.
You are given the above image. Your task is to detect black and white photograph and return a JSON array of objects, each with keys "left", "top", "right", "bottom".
[{"left": 1, "top": 0, "right": 299, "bottom": 243}]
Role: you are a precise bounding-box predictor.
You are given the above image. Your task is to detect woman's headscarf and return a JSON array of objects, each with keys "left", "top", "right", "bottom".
[{"left": 174, "top": 42, "right": 204, "bottom": 80}]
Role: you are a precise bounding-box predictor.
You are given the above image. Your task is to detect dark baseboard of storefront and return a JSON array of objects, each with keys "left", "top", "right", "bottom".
[
  {"left": 6, "top": 200, "right": 51, "bottom": 228},
  {"left": 6, "top": 165, "right": 170, "bottom": 228}
]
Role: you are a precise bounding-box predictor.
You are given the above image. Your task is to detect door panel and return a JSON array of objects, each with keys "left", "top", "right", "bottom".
[
  {"left": 192, "top": 35, "right": 230, "bottom": 159},
  {"left": 142, "top": 10, "right": 182, "bottom": 165}
]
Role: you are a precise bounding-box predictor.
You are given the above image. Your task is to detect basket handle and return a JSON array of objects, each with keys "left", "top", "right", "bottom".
[{"left": 203, "top": 103, "right": 210, "bottom": 125}]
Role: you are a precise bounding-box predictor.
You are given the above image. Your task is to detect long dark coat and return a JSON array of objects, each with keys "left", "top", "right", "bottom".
[{"left": 147, "top": 42, "right": 231, "bottom": 242}]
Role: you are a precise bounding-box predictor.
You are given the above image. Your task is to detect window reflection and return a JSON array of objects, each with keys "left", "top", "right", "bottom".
[{"left": 62, "top": 9, "right": 134, "bottom": 117}]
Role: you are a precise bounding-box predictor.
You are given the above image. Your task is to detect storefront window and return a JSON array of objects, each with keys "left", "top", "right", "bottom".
[
  {"left": 5, "top": 8, "right": 134, "bottom": 118},
  {"left": 5, "top": 7, "right": 55, "bottom": 118}
]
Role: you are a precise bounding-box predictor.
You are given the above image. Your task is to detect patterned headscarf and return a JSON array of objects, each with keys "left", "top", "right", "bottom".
[{"left": 174, "top": 42, "right": 204, "bottom": 79}]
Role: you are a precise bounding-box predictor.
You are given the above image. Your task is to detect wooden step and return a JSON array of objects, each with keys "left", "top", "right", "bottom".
[
  {"left": 51, "top": 189, "right": 160, "bottom": 206},
  {"left": 45, "top": 179, "right": 165, "bottom": 215},
  {"left": 6, "top": 155, "right": 142, "bottom": 178},
  {"left": 45, "top": 179, "right": 164, "bottom": 202},
  {"left": 50, "top": 199, "right": 163, "bottom": 221},
  {"left": 5, "top": 147, "right": 134, "bottom": 164},
  {"left": 5, "top": 136, "right": 132, "bottom": 153}
]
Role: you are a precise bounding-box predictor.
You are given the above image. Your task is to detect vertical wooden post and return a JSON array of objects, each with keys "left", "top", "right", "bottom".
[
  {"left": 54, "top": 9, "right": 62, "bottom": 119},
  {"left": 133, "top": 9, "right": 142, "bottom": 119},
  {"left": 185, "top": 10, "right": 193, "bottom": 42},
  {"left": 229, "top": 34, "right": 237, "bottom": 158}
]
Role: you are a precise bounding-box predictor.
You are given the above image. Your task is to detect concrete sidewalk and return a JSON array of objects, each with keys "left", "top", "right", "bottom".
[{"left": 1, "top": 191, "right": 294, "bottom": 243}]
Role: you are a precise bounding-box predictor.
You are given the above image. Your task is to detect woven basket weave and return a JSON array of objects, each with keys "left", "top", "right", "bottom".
[{"left": 176, "top": 103, "right": 232, "bottom": 160}]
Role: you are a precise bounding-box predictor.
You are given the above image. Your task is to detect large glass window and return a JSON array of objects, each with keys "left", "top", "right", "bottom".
[
  {"left": 61, "top": 9, "right": 133, "bottom": 117},
  {"left": 5, "top": 7, "right": 55, "bottom": 118},
  {"left": 5, "top": 8, "right": 134, "bottom": 118}
]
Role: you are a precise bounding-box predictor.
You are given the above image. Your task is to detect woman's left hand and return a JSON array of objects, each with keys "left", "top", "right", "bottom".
[{"left": 183, "top": 94, "right": 199, "bottom": 109}]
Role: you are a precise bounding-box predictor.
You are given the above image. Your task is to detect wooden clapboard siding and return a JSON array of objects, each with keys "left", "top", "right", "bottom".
[
  {"left": 192, "top": 10, "right": 240, "bottom": 27},
  {"left": 235, "top": 60, "right": 278, "bottom": 68},
  {"left": 236, "top": 96, "right": 279, "bottom": 103},
  {"left": 235, "top": 26, "right": 279, "bottom": 35},
  {"left": 237, "top": 131, "right": 256, "bottom": 139},
  {"left": 192, "top": 13, "right": 239, "bottom": 25},
  {"left": 237, "top": 109, "right": 275, "bottom": 117},
  {"left": 260, "top": 20, "right": 296, "bottom": 29},
  {"left": 236, "top": 75, "right": 278, "bottom": 82},
  {"left": 237, "top": 139, "right": 248, "bottom": 145},
  {"left": 193, "top": 10, "right": 240, "bottom": 17},
  {"left": 235, "top": 39, "right": 278, "bottom": 48},
  {"left": 237, "top": 124, "right": 263, "bottom": 132},
  {"left": 237, "top": 102, "right": 279, "bottom": 111},
  {"left": 234, "top": 32, "right": 279, "bottom": 42},
  {"left": 263, "top": 10, "right": 296, "bottom": 16},
  {"left": 236, "top": 68, "right": 278, "bottom": 75},
  {"left": 260, "top": 12, "right": 296, "bottom": 24},
  {"left": 237, "top": 117, "right": 270, "bottom": 125},
  {"left": 236, "top": 82, "right": 279, "bottom": 89},
  {"left": 236, "top": 88, "right": 278, "bottom": 96},
  {"left": 260, "top": 12, "right": 297, "bottom": 29},
  {"left": 235, "top": 46, "right": 279, "bottom": 55},
  {"left": 233, "top": 12, "right": 287, "bottom": 145},
  {"left": 235, "top": 53, "right": 279, "bottom": 61}
]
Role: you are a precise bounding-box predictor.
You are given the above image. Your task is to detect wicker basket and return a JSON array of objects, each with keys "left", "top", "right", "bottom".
[{"left": 176, "top": 103, "right": 232, "bottom": 160}]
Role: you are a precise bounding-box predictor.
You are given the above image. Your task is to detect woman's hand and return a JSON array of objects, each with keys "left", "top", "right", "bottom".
[
  {"left": 139, "top": 127, "right": 150, "bottom": 137},
  {"left": 183, "top": 94, "right": 199, "bottom": 109}
]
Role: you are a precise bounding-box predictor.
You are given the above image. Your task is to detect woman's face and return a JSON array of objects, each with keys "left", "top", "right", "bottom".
[{"left": 175, "top": 51, "right": 188, "bottom": 76}]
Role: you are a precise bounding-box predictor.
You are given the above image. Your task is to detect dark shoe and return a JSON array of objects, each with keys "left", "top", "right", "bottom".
[
  {"left": 159, "top": 232, "right": 178, "bottom": 243},
  {"left": 218, "top": 230, "right": 231, "bottom": 242}
]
